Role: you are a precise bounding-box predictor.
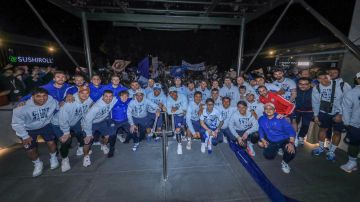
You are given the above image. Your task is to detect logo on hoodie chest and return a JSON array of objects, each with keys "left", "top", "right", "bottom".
[{"left": 32, "top": 107, "right": 50, "bottom": 121}]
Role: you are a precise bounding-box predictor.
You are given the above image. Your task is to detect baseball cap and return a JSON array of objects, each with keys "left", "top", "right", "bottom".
[
  {"left": 246, "top": 91, "right": 255, "bottom": 96},
  {"left": 135, "top": 89, "right": 144, "bottom": 95},
  {"left": 154, "top": 83, "right": 162, "bottom": 91},
  {"left": 169, "top": 86, "right": 177, "bottom": 93},
  {"left": 356, "top": 72, "right": 360, "bottom": 79}
]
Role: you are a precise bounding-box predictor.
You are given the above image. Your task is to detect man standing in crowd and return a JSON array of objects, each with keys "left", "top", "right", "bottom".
[
  {"left": 185, "top": 81, "right": 196, "bottom": 102},
  {"left": 186, "top": 91, "right": 204, "bottom": 150},
  {"left": 210, "top": 88, "right": 222, "bottom": 107},
  {"left": 272, "top": 68, "right": 297, "bottom": 102},
  {"left": 200, "top": 98, "right": 224, "bottom": 154},
  {"left": 65, "top": 74, "right": 87, "bottom": 95},
  {"left": 89, "top": 74, "right": 104, "bottom": 102},
  {"left": 312, "top": 72, "right": 346, "bottom": 161},
  {"left": 229, "top": 101, "right": 259, "bottom": 157},
  {"left": 217, "top": 97, "right": 236, "bottom": 143},
  {"left": 196, "top": 80, "right": 211, "bottom": 103},
  {"left": 102, "top": 74, "right": 127, "bottom": 98},
  {"left": 246, "top": 92, "right": 264, "bottom": 120},
  {"left": 258, "top": 85, "right": 295, "bottom": 116},
  {"left": 258, "top": 103, "right": 296, "bottom": 174},
  {"left": 220, "top": 77, "right": 239, "bottom": 107},
  {"left": 236, "top": 76, "right": 254, "bottom": 93},
  {"left": 51, "top": 86, "right": 93, "bottom": 172},
  {"left": 340, "top": 72, "right": 360, "bottom": 173},
  {"left": 174, "top": 77, "right": 187, "bottom": 96},
  {"left": 128, "top": 81, "right": 143, "bottom": 99},
  {"left": 294, "top": 77, "right": 313, "bottom": 146},
  {"left": 144, "top": 79, "right": 155, "bottom": 95},
  {"left": 254, "top": 76, "right": 282, "bottom": 94},
  {"left": 110, "top": 90, "right": 132, "bottom": 157},
  {"left": 166, "top": 87, "right": 188, "bottom": 155},
  {"left": 83, "top": 90, "right": 117, "bottom": 167},
  {"left": 127, "top": 89, "right": 160, "bottom": 151},
  {"left": 12, "top": 88, "right": 59, "bottom": 177},
  {"left": 146, "top": 83, "right": 167, "bottom": 140}
]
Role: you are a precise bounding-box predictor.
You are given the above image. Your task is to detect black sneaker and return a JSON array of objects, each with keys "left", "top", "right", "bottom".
[{"left": 108, "top": 147, "right": 115, "bottom": 158}]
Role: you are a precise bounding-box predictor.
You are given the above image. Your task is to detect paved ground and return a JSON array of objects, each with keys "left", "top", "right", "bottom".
[{"left": 0, "top": 138, "right": 359, "bottom": 202}]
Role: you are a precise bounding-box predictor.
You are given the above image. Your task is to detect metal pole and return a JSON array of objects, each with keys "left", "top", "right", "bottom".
[
  {"left": 162, "top": 130, "right": 168, "bottom": 181},
  {"left": 81, "top": 12, "right": 93, "bottom": 78},
  {"left": 244, "top": 0, "right": 293, "bottom": 72},
  {"left": 298, "top": 0, "right": 360, "bottom": 62},
  {"left": 237, "top": 16, "right": 246, "bottom": 76},
  {"left": 25, "top": 0, "right": 79, "bottom": 67}
]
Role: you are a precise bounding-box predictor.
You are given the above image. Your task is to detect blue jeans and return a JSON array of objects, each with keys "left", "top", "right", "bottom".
[{"left": 295, "top": 111, "right": 313, "bottom": 138}]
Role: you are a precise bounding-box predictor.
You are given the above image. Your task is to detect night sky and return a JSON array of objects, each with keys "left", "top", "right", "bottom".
[{"left": 0, "top": 0, "right": 356, "bottom": 71}]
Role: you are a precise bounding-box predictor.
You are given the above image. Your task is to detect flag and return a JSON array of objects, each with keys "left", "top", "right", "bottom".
[
  {"left": 170, "top": 66, "right": 186, "bottom": 78},
  {"left": 137, "top": 57, "right": 150, "bottom": 79},
  {"left": 151, "top": 57, "right": 159, "bottom": 79},
  {"left": 181, "top": 60, "right": 205, "bottom": 71},
  {"left": 112, "top": 59, "right": 131, "bottom": 73}
]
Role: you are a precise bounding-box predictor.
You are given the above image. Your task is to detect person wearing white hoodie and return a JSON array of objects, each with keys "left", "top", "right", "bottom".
[
  {"left": 51, "top": 86, "right": 93, "bottom": 172},
  {"left": 186, "top": 91, "right": 204, "bottom": 150},
  {"left": 82, "top": 90, "right": 117, "bottom": 167},
  {"left": 220, "top": 77, "right": 240, "bottom": 107},
  {"left": 127, "top": 89, "right": 160, "bottom": 151},
  {"left": 217, "top": 96, "right": 237, "bottom": 143},
  {"left": 246, "top": 91, "right": 264, "bottom": 120},
  {"left": 12, "top": 87, "right": 59, "bottom": 177},
  {"left": 229, "top": 101, "right": 259, "bottom": 157},
  {"left": 311, "top": 71, "right": 347, "bottom": 162},
  {"left": 340, "top": 73, "right": 360, "bottom": 173},
  {"left": 166, "top": 86, "right": 188, "bottom": 155},
  {"left": 200, "top": 98, "right": 224, "bottom": 154}
]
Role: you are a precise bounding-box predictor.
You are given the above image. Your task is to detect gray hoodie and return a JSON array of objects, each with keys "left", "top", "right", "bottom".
[
  {"left": 127, "top": 98, "right": 159, "bottom": 125},
  {"left": 52, "top": 93, "right": 93, "bottom": 134},
  {"left": 83, "top": 96, "right": 117, "bottom": 136},
  {"left": 312, "top": 80, "right": 344, "bottom": 116},
  {"left": 229, "top": 110, "right": 259, "bottom": 138},
  {"left": 12, "top": 96, "right": 58, "bottom": 139},
  {"left": 342, "top": 86, "right": 360, "bottom": 128}
]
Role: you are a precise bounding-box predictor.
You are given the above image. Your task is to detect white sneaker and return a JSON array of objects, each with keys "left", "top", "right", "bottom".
[
  {"left": 50, "top": 156, "right": 59, "bottom": 170},
  {"left": 32, "top": 161, "right": 43, "bottom": 177},
  {"left": 132, "top": 143, "right": 140, "bottom": 152},
  {"left": 207, "top": 141, "right": 212, "bottom": 154},
  {"left": 76, "top": 147, "right": 84, "bottom": 156},
  {"left": 117, "top": 134, "right": 126, "bottom": 143},
  {"left": 201, "top": 143, "right": 206, "bottom": 153},
  {"left": 298, "top": 137, "right": 304, "bottom": 145},
  {"left": 246, "top": 143, "right": 256, "bottom": 157},
  {"left": 223, "top": 137, "right": 228, "bottom": 144},
  {"left": 294, "top": 136, "right": 299, "bottom": 147},
  {"left": 177, "top": 143, "right": 183, "bottom": 155},
  {"left": 61, "top": 157, "right": 71, "bottom": 172},
  {"left": 277, "top": 148, "right": 284, "bottom": 156},
  {"left": 83, "top": 155, "right": 91, "bottom": 167},
  {"left": 101, "top": 144, "right": 109, "bottom": 155},
  {"left": 186, "top": 140, "right": 191, "bottom": 150},
  {"left": 281, "top": 160, "right": 291, "bottom": 174},
  {"left": 340, "top": 160, "right": 358, "bottom": 173},
  {"left": 93, "top": 141, "right": 101, "bottom": 146}
]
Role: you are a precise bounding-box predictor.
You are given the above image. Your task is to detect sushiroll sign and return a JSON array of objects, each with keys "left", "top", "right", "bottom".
[{"left": 9, "top": 55, "right": 54, "bottom": 64}]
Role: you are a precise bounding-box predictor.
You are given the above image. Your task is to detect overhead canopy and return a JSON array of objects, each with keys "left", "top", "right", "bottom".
[{"left": 48, "top": 0, "right": 288, "bottom": 30}]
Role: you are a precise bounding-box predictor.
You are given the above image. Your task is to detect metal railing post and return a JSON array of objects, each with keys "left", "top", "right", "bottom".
[{"left": 162, "top": 130, "right": 168, "bottom": 181}]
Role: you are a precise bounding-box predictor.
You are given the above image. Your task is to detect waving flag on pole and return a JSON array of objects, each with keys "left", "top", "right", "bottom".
[
  {"left": 170, "top": 66, "right": 186, "bottom": 78},
  {"left": 181, "top": 60, "right": 205, "bottom": 71},
  {"left": 137, "top": 57, "right": 150, "bottom": 79},
  {"left": 112, "top": 59, "right": 131, "bottom": 73}
]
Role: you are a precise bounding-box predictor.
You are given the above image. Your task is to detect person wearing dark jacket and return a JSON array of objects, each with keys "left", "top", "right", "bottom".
[
  {"left": 258, "top": 103, "right": 296, "bottom": 174},
  {"left": 294, "top": 77, "right": 313, "bottom": 146}
]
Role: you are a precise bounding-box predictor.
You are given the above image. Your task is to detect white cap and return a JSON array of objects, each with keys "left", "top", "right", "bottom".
[
  {"left": 356, "top": 72, "right": 360, "bottom": 79},
  {"left": 264, "top": 102, "right": 275, "bottom": 109},
  {"left": 135, "top": 89, "right": 144, "bottom": 95},
  {"left": 169, "top": 86, "right": 177, "bottom": 92}
]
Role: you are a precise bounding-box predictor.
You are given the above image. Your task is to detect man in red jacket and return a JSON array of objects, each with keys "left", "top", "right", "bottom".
[{"left": 258, "top": 85, "right": 295, "bottom": 116}]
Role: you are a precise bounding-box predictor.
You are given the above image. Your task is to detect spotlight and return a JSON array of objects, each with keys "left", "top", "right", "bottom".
[
  {"left": 268, "top": 50, "right": 275, "bottom": 55},
  {"left": 47, "top": 46, "right": 55, "bottom": 53}
]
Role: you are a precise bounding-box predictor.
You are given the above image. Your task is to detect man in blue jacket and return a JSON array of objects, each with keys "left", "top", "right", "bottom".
[
  {"left": 294, "top": 77, "right": 313, "bottom": 146},
  {"left": 110, "top": 90, "right": 132, "bottom": 158},
  {"left": 258, "top": 103, "right": 296, "bottom": 174}
]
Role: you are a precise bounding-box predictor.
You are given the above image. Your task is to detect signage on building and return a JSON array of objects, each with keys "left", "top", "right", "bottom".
[{"left": 9, "top": 55, "right": 54, "bottom": 64}]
